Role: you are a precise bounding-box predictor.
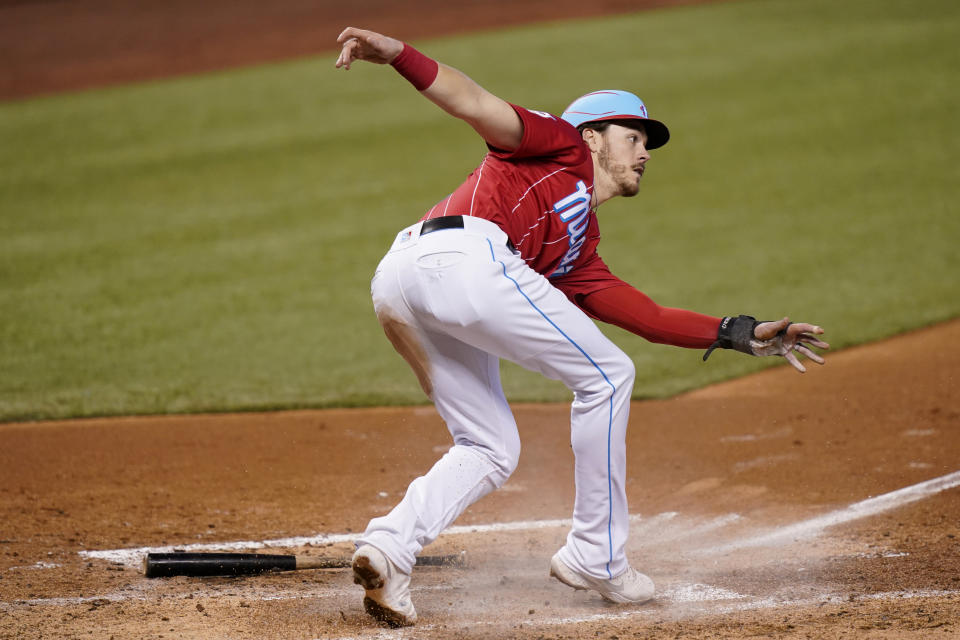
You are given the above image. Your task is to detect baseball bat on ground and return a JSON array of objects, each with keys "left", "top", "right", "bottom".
[{"left": 143, "top": 551, "right": 466, "bottom": 578}]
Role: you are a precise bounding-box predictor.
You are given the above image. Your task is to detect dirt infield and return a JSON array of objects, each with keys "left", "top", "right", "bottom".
[
  {"left": 2, "top": 1, "right": 959, "bottom": 638},
  {"left": 0, "top": 0, "right": 718, "bottom": 101},
  {"left": 2, "top": 319, "right": 959, "bottom": 639}
]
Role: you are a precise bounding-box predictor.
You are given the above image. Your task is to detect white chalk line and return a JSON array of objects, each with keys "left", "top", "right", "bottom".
[
  {"left": 81, "top": 469, "right": 960, "bottom": 568},
  {"left": 78, "top": 531, "right": 358, "bottom": 567},
  {"left": 697, "top": 469, "right": 960, "bottom": 555},
  {"left": 79, "top": 513, "right": 659, "bottom": 568},
  {"left": 7, "top": 470, "right": 949, "bottom": 615},
  {"left": 77, "top": 511, "right": 692, "bottom": 570},
  {"left": 667, "top": 513, "right": 742, "bottom": 540}
]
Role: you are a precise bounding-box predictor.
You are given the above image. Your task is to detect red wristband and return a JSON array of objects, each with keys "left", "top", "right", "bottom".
[{"left": 390, "top": 43, "right": 439, "bottom": 91}]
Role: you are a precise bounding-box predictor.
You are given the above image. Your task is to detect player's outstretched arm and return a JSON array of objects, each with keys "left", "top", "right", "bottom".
[{"left": 336, "top": 27, "right": 523, "bottom": 151}]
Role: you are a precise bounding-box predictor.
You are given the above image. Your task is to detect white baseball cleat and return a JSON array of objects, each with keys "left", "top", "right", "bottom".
[
  {"left": 549, "top": 551, "right": 655, "bottom": 604},
  {"left": 352, "top": 544, "right": 417, "bottom": 627}
]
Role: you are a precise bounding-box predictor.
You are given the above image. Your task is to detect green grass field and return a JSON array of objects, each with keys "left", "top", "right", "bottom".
[{"left": 1, "top": 0, "right": 958, "bottom": 422}]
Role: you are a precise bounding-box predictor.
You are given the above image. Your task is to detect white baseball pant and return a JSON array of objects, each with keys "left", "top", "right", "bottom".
[{"left": 358, "top": 216, "right": 635, "bottom": 581}]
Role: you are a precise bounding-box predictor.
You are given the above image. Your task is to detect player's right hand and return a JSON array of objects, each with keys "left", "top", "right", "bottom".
[{"left": 335, "top": 28, "right": 404, "bottom": 69}]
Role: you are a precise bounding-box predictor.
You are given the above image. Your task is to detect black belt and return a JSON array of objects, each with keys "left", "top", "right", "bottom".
[
  {"left": 420, "top": 215, "right": 515, "bottom": 251},
  {"left": 420, "top": 216, "right": 465, "bottom": 235}
]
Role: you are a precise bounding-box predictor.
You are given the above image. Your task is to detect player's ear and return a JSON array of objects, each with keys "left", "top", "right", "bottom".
[{"left": 581, "top": 127, "right": 603, "bottom": 153}]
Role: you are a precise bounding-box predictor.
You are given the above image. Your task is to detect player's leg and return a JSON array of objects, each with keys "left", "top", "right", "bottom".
[
  {"left": 461, "top": 246, "right": 653, "bottom": 601},
  {"left": 358, "top": 220, "right": 646, "bottom": 611},
  {"left": 398, "top": 223, "right": 639, "bottom": 582},
  {"left": 353, "top": 226, "right": 523, "bottom": 626},
  {"left": 445, "top": 241, "right": 637, "bottom": 582},
  {"left": 356, "top": 323, "right": 519, "bottom": 576}
]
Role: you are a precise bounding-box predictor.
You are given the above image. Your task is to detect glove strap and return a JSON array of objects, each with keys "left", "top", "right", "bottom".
[{"left": 702, "top": 315, "right": 759, "bottom": 361}]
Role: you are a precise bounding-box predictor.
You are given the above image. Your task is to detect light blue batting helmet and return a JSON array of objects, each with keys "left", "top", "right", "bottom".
[{"left": 561, "top": 90, "right": 670, "bottom": 149}]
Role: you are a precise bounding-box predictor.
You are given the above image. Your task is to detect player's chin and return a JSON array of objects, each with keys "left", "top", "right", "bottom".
[{"left": 621, "top": 181, "right": 641, "bottom": 198}]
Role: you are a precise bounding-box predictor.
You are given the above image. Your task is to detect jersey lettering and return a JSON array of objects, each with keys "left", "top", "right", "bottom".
[{"left": 550, "top": 180, "right": 591, "bottom": 277}]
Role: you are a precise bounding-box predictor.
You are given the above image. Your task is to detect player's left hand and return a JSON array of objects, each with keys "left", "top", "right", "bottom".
[{"left": 751, "top": 317, "right": 829, "bottom": 373}]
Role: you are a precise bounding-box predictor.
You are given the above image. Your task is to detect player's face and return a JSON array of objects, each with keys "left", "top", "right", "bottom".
[{"left": 597, "top": 124, "right": 651, "bottom": 198}]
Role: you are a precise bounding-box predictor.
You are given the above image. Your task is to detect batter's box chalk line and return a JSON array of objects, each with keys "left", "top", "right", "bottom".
[
  {"left": 696, "top": 469, "right": 960, "bottom": 556},
  {"left": 79, "top": 470, "right": 960, "bottom": 568}
]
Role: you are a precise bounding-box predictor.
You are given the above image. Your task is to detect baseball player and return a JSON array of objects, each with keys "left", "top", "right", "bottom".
[{"left": 335, "top": 27, "right": 828, "bottom": 627}]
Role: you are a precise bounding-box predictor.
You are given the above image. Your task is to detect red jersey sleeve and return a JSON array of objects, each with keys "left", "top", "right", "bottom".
[
  {"left": 488, "top": 104, "right": 587, "bottom": 166},
  {"left": 554, "top": 253, "right": 722, "bottom": 349},
  {"left": 581, "top": 285, "right": 722, "bottom": 349},
  {"left": 551, "top": 250, "right": 623, "bottom": 299}
]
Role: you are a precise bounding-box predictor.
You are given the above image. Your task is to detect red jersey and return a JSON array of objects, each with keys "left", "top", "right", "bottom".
[
  {"left": 421, "top": 104, "right": 618, "bottom": 300},
  {"left": 420, "top": 103, "right": 722, "bottom": 348}
]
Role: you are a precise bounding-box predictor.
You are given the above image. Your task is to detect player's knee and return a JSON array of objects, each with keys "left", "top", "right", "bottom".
[
  {"left": 584, "top": 350, "right": 634, "bottom": 397},
  {"left": 609, "top": 351, "right": 635, "bottom": 391},
  {"left": 457, "top": 433, "right": 520, "bottom": 487},
  {"left": 490, "top": 435, "right": 521, "bottom": 486},
  {"left": 500, "top": 433, "right": 522, "bottom": 478}
]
